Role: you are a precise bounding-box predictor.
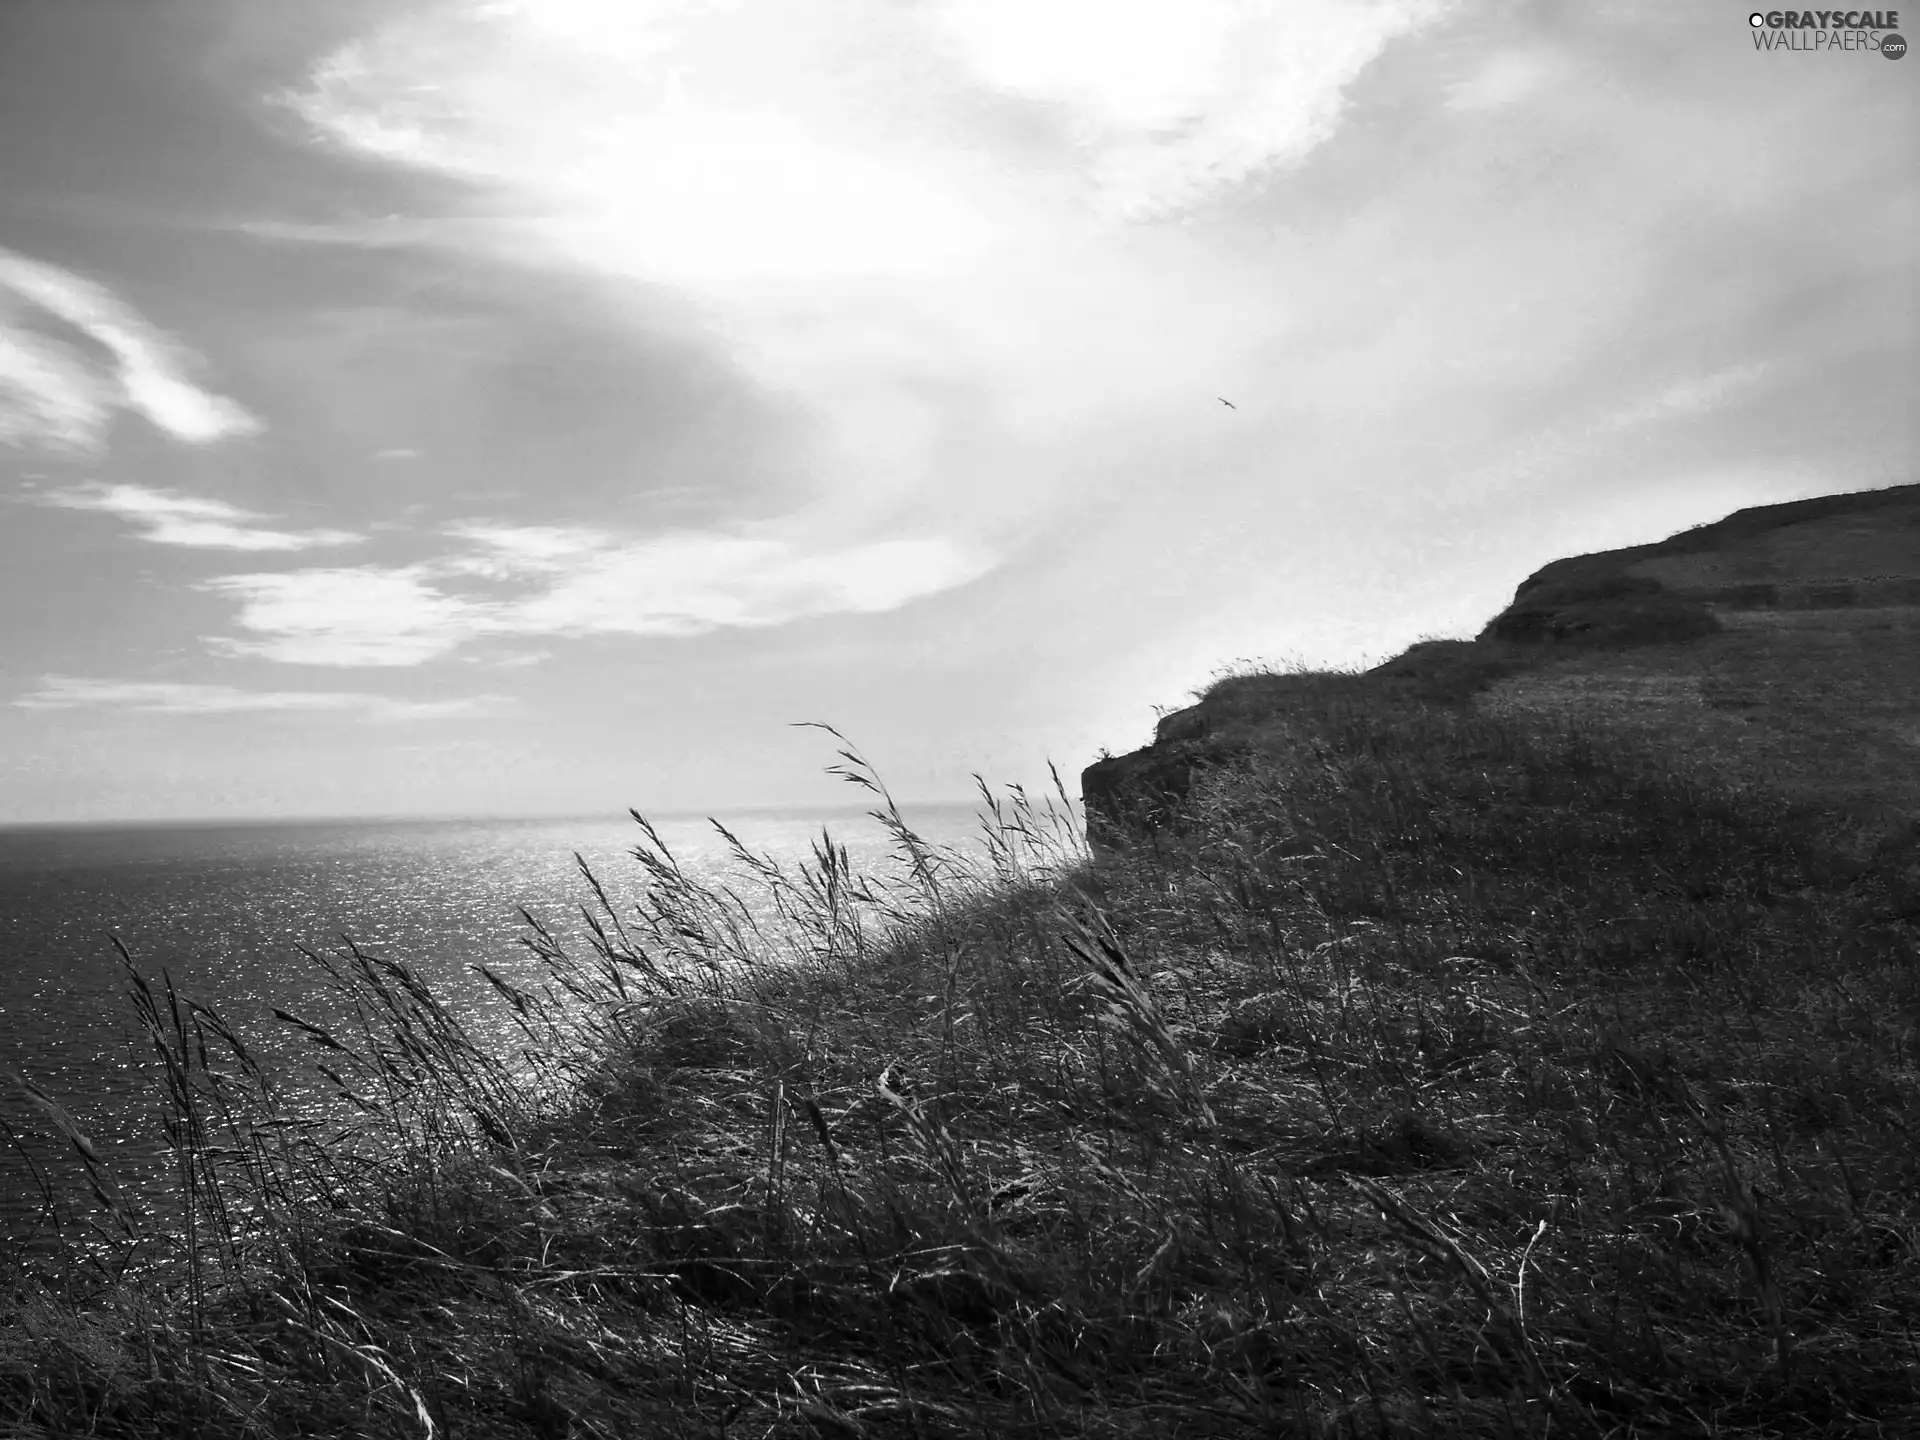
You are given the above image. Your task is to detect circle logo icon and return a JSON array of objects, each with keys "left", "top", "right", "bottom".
[
  {"left": 1749, "top": 12, "right": 1766, "bottom": 25},
  {"left": 1882, "top": 32, "right": 1907, "bottom": 58}
]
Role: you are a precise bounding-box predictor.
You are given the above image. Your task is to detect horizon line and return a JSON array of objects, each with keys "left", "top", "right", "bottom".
[{"left": 0, "top": 797, "right": 994, "bottom": 835}]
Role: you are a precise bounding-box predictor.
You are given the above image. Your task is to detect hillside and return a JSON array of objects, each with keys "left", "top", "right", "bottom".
[
  {"left": 3, "top": 485, "right": 1916, "bottom": 1440},
  {"left": 1085, "top": 482, "right": 1920, "bottom": 860}
]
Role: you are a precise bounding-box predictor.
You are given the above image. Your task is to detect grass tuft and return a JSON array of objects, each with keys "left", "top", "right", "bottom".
[{"left": 2, "top": 703, "right": 1915, "bottom": 1437}]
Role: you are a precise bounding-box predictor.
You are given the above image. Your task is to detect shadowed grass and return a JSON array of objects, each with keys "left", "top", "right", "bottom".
[{"left": 1, "top": 703, "right": 1915, "bottom": 1437}]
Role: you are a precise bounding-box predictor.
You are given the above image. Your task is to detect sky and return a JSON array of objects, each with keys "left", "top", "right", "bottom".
[{"left": 0, "top": 0, "right": 1912, "bottom": 824}]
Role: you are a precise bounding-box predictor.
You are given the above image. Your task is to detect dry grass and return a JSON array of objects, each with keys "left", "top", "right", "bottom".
[
  {"left": 1, "top": 704, "right": 1916, "bottom": 1438},
  {"left": 1482, "top": 605, "right": 1920, "bottom": 826}
]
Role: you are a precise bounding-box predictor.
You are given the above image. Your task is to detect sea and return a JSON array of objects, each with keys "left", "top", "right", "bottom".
[{"left": 0, "top": 804, "right": 990, "bottom": 1246}]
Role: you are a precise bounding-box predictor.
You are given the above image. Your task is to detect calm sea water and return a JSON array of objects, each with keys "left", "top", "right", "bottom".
[{"left": 0, "top": 805, "right": 985, "bottom": 1238}]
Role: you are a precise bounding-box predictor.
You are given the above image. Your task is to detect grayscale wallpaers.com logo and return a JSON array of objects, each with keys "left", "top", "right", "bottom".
[{"left": 1748, "top": 10, "right": 1906, "bottom": 55}]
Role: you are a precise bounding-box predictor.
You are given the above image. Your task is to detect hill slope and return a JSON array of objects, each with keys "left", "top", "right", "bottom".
[
  {"left": 4, "top": 484, "right": 1917, "bottom": 1439},
  {"left": 1084, "top": 482, "right": 1920, "bottom": 857}
]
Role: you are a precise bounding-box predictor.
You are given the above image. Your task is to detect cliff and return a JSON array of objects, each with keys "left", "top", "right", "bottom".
[{"left": 1084, "top": 481, "right": 1920, "bottom": 855}]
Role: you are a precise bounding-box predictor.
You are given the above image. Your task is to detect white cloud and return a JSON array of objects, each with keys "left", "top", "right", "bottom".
[
  {"left": 39, "top": 483, "right": 361, "bottom": 552},
  {"left": 284, "top": 8, "right": 1004, "bottom": 285},
  {"left": 200, "top": 525, "right": 990, "bottom": 665},
  {"left": 0, "top": 327, "right": 113, "bottom": 452},
  {"left": 441, "top": 522, "right": 608, "bottom": 577},
  {"left": 933, "top": 0, "right": 1444, "bottom": 219},
  {"left": 281, "top": 0, "right": 1440, "bottom": 277},
  {"left": 512, "top": 532, "right": 991, "bottom": 635},
  {"left": 269, "top": 0, "right": 1446, "bottom": 560},
  {"left": 203, "top": 566, "right": 480, "bottom": 666},
  {"left": 0, "top": 248, "right": 260, "bottom": 453},
  {"left": 14, "top": 676, "right": 497, "bottom": 719}
]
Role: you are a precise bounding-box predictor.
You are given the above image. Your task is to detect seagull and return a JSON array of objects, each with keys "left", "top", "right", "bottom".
[{"left": 1217, "top": 397, "right": 1236, "bottom": 409}]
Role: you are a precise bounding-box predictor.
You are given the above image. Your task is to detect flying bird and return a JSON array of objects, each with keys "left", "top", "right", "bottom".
[{"left": 1218, "top": 397, "right": 1236, "bottom": 409}]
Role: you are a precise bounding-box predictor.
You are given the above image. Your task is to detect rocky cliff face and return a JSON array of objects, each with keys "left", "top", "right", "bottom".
[{"left": 1083, "top": 482, "right": 1920, "bottom": 854}]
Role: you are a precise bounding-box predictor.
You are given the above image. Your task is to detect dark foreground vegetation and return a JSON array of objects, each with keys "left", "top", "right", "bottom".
[{"left": 2, "top": 693, "right": 1917, "bottom": 1437}]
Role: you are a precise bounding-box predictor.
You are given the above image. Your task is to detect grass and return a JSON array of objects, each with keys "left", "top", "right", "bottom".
[
  {"left": 1481, "top": 605, "right": 1920, "bottom": 826},
  {"left": 0, "top": 698, "right": 1916, "bottom": 1438}
]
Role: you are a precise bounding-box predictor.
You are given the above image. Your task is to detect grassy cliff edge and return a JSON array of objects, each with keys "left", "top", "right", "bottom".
[{"left": 1, "top": 491, "right": 1916, "bottom": 1438}]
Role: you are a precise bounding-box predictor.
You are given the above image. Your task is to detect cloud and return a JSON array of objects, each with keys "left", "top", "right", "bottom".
[
  {"left": 282, "top": 0, "right": 1441, "bottom": 277},
  {"left": 203, "top": 566, "right": 480, "bottom": 666},
  {"left": 201, "top": 525, "right": 991, "bottom": 665},
  {"left": 441, "top": 522, "right": 607, "bottom": 577},
  {"left": 933, "top": 0, "right": 1444, "bottom": 219},
  {"left": 39, "top": 483, "right": 362, "bottom": 551},
  {"left": 0, "top": 248, "right": 260, "bottom": 453},
  {"left": 285, "top": 20, "right": 1004, "bottom": 285},
  {"left": 0, "top": 327, "right": 113, "bottom": 452},
  {"left": 268, "top": 0, "right": 1448, "bottom": 559},
  {"left": 511, "top": 531, "right": 991, "bottom": 635},
  {"left": 259, "top": 0, "right": 1899, "bottom": 683},
  {"left": 14, "top": 676, "right": 498, "bottom": 719}
]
